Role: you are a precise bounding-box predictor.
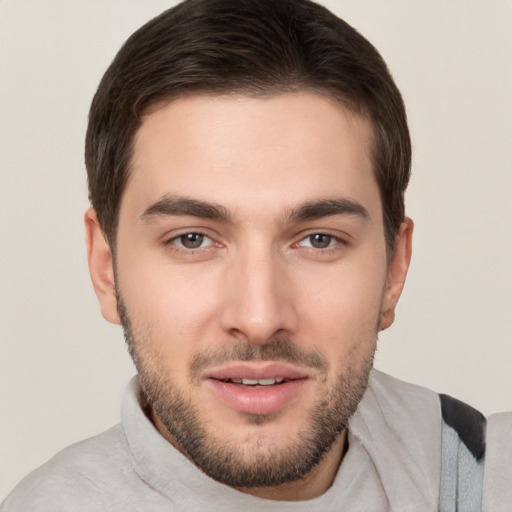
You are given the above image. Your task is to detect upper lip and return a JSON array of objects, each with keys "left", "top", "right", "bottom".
[{"left": 205, "top": 362, "right": 310, "bottom": 381}]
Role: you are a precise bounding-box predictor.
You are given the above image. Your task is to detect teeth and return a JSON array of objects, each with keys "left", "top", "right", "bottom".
[
  {"left": 257, "top": 378, "right": 277, "bottom": 386},
  {"left": 221, "top": 377, "right": 287, "bottom": 385},
  {"left": 238, "top": 378, "right": 284, "bottom": 386},
  {"left": 241, "top": 379, "right": 259, "bottom": 385}
]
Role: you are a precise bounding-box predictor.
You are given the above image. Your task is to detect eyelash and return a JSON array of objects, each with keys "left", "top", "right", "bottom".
[
  {"left": 164, "top": 231, "right": 347, "bottom": 257},
  {"left": 295, "top": 233, "right": 346, "bottom": 250},
  {"left": 165, "top": 232, "right": 217, "bottom": 254}
]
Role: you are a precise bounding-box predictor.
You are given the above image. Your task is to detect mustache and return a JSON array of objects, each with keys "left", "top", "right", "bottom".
[{"left": 189, "top": 338, "right": 329, "bottom": 375}]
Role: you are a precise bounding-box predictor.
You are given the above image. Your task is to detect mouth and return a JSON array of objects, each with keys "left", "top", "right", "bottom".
[{"left": 204, "top": 363, "right": 310, "bottom": 416}]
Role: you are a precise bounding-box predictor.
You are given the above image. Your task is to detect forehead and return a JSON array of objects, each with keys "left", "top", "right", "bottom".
[{"left": 122, "top": 93, "right": 381, "bottom": 224}]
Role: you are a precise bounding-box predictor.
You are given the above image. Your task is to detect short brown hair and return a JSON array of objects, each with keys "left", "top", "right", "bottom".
[{"left": 85, "top": 0, "right": 411, "bottom": 252}]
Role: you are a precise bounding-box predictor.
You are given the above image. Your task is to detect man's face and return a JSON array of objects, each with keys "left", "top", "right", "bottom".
[{"left": 87, "top": 93, "right": 411, "bottom": 494}]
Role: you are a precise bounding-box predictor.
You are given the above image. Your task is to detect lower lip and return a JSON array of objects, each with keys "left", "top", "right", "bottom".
[{"left": 206, "top": 379, "right": 308, "bottom": 415}]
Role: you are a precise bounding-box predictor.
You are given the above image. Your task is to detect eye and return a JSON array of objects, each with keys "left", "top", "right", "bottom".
[
  {"left": 172, "top": 232, "right": 213, "bottom": 249},
  {"left": 297, "top": 233, "right": 340, "bottom": 249}
]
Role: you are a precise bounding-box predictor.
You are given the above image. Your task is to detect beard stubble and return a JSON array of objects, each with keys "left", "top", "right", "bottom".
[{"left": 117, "top": 294, "right": 376, "bottom": 489}]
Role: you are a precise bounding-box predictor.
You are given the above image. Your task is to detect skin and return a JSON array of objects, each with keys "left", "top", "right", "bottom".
[{"left": 85, "top": 93, "right": 413, "bottom": 501}]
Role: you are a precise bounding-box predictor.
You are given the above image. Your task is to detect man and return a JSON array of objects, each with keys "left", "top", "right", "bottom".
[{"left": 2, "top": 0, "right": 510, "bottom": 510}]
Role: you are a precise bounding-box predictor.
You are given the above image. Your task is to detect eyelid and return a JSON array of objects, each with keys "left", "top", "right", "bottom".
[
  {"left": 169, "top": 232, "right": 214, "bottom": 249},
  {"left": 160, "top": 228, "right": 225, "bottom": 258},
  {"left": 160, "top": 225, "right": 218, "bottom": 244},
  {"left": 298, "top": 233, "right": 342, "bottom": 249},
  {"left": 293, "top": 229, "right": 350, "bottom": 247}
]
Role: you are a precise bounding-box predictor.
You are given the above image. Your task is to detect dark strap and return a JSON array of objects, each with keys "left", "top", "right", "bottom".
[
  {"left": 440, "top": 394, "right": 486, "bottom": 461},
  {"left": 439, "top": 394, "right": 487, "bottom": 512}
]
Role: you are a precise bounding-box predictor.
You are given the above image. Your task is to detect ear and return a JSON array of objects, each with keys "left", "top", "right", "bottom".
[
  {"left": 84, "top": 208, "right": 121, "bottom": 325},
  {"left": 379, "top": 217, "right": 413, "bottom": 331}
]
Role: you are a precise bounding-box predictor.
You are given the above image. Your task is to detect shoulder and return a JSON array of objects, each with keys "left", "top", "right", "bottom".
[
  {"left": 348, "top": 370, "right": 443, "bottom": 508},
  {"left": 366, "top": 368, "right": 442, "bottom": 415},
  {"left": 355, "top": 369, "right": 443, "bottom": 438},
  {"left": 482, "top": 412, "right": 512, "bottom": 511},
  {"left": 1, "top": 425, "right": 132, "bottom": 511}
]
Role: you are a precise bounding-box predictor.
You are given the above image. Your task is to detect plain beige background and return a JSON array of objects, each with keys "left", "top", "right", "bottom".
[{"left": 1, "top": 0, "right": 511, "bottom": 499}]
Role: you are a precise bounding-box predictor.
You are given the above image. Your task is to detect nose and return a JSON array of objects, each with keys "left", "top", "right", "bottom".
[{"left": 219, "top": 244, "right": 298, "bottom": 345}]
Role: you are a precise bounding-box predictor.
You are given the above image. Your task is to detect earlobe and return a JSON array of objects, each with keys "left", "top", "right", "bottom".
[
  {"left": 379, "top": 217, "right": 413, "bottom": 331},
  {"left": 84, "top": 208, "right": 121, "bottom": 325}
]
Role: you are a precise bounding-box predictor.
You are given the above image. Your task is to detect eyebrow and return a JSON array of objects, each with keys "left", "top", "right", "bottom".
[
  {"left": 141, "top": 195, "right": 369, "bottom": 224},
  {"left": 141, "top": 196, "right": 232, "bottom": 222},
  {"left": 285, "top": 198, "right": 370, "bottom": 224}
]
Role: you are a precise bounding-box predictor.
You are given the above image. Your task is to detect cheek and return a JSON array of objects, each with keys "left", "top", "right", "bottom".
[
  {"left": 117, "top": 257, "right": 224, "bottom": 360},
  {"left": 296, "top": 259, "right": 386, "bottom": 353}
]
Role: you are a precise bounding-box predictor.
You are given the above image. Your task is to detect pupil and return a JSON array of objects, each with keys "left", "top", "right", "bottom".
[
  {"left": 311, "top": 234, "right": 331, "bottom": 248},
  {"left": 181, "top": 233, "right": 204, "bottom": 249}
]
